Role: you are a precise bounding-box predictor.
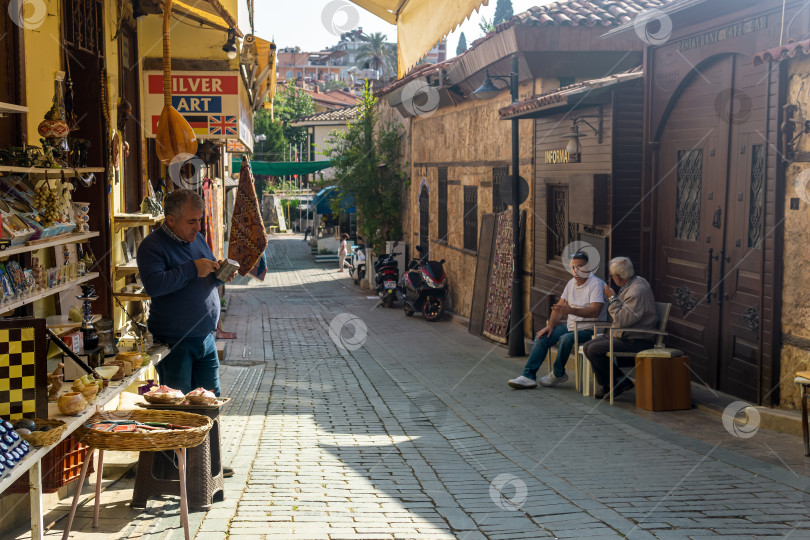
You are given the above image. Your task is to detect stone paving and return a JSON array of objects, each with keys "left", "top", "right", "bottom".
[{"left": 15, "top": 234, "right": 810, "bottom": 539}]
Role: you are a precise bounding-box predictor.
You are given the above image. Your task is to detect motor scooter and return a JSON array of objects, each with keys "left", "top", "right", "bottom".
[
  {"left": 397, "top": 246, "right": 447, "bottom": 322},
  {"left": 374, "top": 243, "right": 400, "bottom": 307},
  {"left": 349, "top": 242, "right": 366, "bottom": 285}
]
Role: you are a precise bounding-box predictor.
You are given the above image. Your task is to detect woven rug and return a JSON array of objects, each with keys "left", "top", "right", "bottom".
[
  {"left": 483, "top": 212, "right": 514, "bottom": 343},
  {"left": 228, "top": 160, "right": 267, "bottom": 275}
]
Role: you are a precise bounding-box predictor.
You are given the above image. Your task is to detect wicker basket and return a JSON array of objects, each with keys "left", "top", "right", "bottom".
[
  {"left": 74, "top": 410, "right": 213, "bottom": 451},
  {"left": 19, "top": 418, "right": 67, "bottom": 447}
]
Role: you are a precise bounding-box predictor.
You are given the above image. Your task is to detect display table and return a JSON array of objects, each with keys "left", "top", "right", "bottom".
[{"left": 0, "top": 346, "right": 169, "bottom": 540}]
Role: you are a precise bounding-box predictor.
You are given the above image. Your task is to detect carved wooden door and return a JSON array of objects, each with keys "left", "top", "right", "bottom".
[{"left": 655, "top": 53, "right": 765, "bottom": 401}]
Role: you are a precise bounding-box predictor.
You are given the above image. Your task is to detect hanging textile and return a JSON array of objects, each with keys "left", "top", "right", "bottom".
[
  {"left": 228, "top": 159, "right": 267, "bottom": 275},
  {"left": 202, "top": 178, "right": 215, "bottom": 255}
]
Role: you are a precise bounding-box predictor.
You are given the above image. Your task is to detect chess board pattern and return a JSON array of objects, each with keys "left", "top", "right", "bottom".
[{"left": 0, "top": 319, "right": 47, "bottom": 421}]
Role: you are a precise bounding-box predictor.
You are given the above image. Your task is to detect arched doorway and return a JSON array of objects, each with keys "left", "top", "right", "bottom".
[{"left": 652, "top": 53, "right": 771, "bottom": 402}]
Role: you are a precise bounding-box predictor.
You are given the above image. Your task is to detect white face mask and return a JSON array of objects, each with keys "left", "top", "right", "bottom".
[{"left": 571, "top": 264, "right": 590, "bottom": 279}]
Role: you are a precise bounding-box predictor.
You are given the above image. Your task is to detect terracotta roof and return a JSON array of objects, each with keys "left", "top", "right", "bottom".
[
  {"left": 292, "top": 105, "right": 359, "bottom": 125},
  {"left": 499, "top": 67, "right": 643, "bottom": 118},
  {"left": 753, "top": 38, "right": 810, "bottom": 66},
  {"left": 377, "top": 0, "right": 675, "bottom": 97},
  {"left": 473, "top": 0, "right": 674, "bottom": 48},
  {"left": 374, "top": 61, "right": 451, "bottom": 97},
  {"left": 276, "top": 83, "right": 360, "bottom": 108}
]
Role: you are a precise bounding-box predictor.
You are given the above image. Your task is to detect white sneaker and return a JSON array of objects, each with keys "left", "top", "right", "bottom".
[
  {"left": 539, "top": 372, "right": 569, "bottom": 387},
  {"left": 507, "top": 375, "right": 538, "bottom": 389}
]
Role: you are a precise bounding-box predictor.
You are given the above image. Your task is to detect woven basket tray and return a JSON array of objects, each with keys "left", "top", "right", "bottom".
[
  {"left": 74, "top": 410, "right": 213, "bottom": 451},
  {"left": 19, "top": 418, "right": 67, "bottom": 447}
]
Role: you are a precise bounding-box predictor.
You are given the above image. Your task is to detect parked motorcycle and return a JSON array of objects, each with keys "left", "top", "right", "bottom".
[
  {"left": 397, "top": 246, "right": 447, "bottom": 322},
  {"left": 349, "top": 242, "right": 366, "bottom": 285},
  {"left": 374, "top": 244, "right": 400, "bottom": 308}
]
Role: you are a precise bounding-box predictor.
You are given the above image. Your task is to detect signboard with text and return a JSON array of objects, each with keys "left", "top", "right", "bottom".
[{"left": 144, "top": 71, "right": 252, "bottom": 150}]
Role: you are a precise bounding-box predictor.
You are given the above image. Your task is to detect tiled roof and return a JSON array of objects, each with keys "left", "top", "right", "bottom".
[
  {"left": 499, "top": 67, "right": 643, "bottom": 118},
  {"left": 753, "top": 38, "right": 810, "bottom": 66},
  {"left": 293, "top": 105, "right": 359, "bottom": 124},
  {"left": 374, "top": 61, "right": 451, "bottom": 97},
  {"left": 473, "top": 0, "right": 674, "bottom": 47},
  {"left": 377, "top": 0, "right": 675, "bottom": 97}
]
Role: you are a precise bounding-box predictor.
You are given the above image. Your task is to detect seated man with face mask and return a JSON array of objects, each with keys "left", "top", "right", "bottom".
[{"left": 508, "top": 252, "right": 608, "bottom": 389}]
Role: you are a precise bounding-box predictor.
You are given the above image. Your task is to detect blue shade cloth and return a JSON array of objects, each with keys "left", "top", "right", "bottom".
[{"left": 312, "top": 186, "right": 356, "bottom": 214}]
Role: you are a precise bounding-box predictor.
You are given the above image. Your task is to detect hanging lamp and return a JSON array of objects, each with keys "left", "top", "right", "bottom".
[{"left": 155, "top": 0, "right": 197, "bottom": 165}]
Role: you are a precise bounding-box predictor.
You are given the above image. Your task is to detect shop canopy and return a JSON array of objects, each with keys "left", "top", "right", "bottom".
[
  {"left": 312, "top": 186, "right": 355, "bottom": 215},
  {"left": 232, "top": 159, "right": 334, "bottom": 176},
  {"left": 347, "top": 0, "right": 488, "bottom": 77}
]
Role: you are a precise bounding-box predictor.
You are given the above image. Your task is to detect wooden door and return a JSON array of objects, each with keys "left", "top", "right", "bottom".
[
  {"left": 715, "top": 55, "right": 768, "bottom": 402},
  {"left": 655, "top": 54, "right": 766, "bottom": 401}
]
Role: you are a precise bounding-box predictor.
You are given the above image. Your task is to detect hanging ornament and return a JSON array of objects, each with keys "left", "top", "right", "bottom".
[{"left": 156, "top": 0, "right": 197, "bottom": 165}]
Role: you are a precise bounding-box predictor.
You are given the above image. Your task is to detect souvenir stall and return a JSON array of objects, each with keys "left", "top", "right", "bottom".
[{"left": 0, "top": 0, "right": 253, "bottom": 537}]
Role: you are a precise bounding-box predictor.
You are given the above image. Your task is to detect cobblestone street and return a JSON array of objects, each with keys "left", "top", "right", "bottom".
[{"left": 20, "top": 235, "right": 810, "bottom": 539}]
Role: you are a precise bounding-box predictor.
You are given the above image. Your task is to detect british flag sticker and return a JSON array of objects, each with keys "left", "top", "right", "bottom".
[{"left": 209, "top": 115, "right": 237, "bottom": 135}]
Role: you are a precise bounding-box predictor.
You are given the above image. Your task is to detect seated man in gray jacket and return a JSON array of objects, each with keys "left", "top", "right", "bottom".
[{"left": 583, "top": 257, "right": 658, "bottom": 399}]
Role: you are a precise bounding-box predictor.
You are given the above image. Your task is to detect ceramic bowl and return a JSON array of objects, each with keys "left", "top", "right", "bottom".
[
  {"left": 57, "top": 392, "right": 87, "bottom": 416},
  {"left": 115, "top": 352, "right": 143, "bottom": 369},
  {"left": 101, "top": 361, "right": 125, "bottom": 380}
]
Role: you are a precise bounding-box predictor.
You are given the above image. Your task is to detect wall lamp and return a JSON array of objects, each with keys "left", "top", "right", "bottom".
[
  {"left": 222, "top": 29, "right": 238, "bottom": 60},
  {"left": 561, "top": 109, "right": 603, "bottom": 163},
  {"left": 781, "top": 104, "right": 810, "bottom": 163}
]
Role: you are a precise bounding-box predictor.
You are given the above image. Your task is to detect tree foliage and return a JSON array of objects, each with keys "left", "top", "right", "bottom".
[
  {"left": 478, "top": 16, "right": 495, "bottom": 36},
  {"left": 456, "top": 32, "right": 468, "bottom": 55},
  {"left": 253, "top": 110, "right": 287, "bottom": 161},
  {"left": 324, "top": 82, "right": 407, "bottom": 252},
  {"left": 493, "top": 0, "right": 513, "bottom": 25},
  {"left": 273, "top": 84, "right": 316, "bottom": 157},
  {"left": 357, "top": 32, "right": 397, "bottom": 77}
]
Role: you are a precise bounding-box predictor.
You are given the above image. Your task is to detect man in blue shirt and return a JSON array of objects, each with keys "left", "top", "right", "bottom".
[{"left": 137, "top": 189, "right": 227, "bottom": 396}]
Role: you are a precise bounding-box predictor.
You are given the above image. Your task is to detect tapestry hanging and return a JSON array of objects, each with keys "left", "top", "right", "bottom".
[{"left": 228, "top": 159, "right": 267, "bottom": 275}]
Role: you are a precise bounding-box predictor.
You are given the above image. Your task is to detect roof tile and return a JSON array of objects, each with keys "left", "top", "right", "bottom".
[{"left": 753, "top": 38, "right": 810, "bottom": 66}]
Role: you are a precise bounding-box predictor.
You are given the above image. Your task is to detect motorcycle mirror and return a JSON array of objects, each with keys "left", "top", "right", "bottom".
[
  {"left": 440, "top": 259, "right": 445, "bottom": 264},
  {"left": 415, "top": 245, "right": 424, "bottom": 253},
  {"left": 392, "top": 241, "right": 399, "bottom": 248}
]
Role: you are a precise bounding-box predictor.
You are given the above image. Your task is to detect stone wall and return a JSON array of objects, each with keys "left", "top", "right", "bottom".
[
  {"left": 780, "top": 56, "right": 810, "bottom": 409},
  {"left": 395, "top": 79, "right": 539, "bottom": 331}
]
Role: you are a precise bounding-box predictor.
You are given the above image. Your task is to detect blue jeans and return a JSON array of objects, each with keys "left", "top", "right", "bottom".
[
  {"left": 522, "top": 325, "right": 595, "bottom": 380},
  {"left": 156, "top": 334, "right": 221, "bottom": 396}
]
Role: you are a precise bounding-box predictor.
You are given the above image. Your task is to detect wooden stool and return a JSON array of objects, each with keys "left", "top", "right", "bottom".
[
  {"left": 634, "top": 350, "right": 691, "bottom": 411},
  {"left": 794, "top": 372, "right": 810, "bottom": 456}
]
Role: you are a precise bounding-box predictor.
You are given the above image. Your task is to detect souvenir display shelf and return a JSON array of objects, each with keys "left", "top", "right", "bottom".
[
  {"left": 0, "top": 231, "right": 98, "bottom": 259},
  {"left": 0, "top": 167, "right": 104, "bottom": 177},
  {"left": 113, "top": 260, "right": 139, "bottom": 280},
  {"left": 0, "top": 346, "right": 170, "bottom": 538},
  {"left": 0, "top": 272, "right": 98, "bottom": 314},
  {"left": 113, "top": 213, "right": 164, "bottom": 234},
  {"left": 0, "top": 102, "right": 28, "bottom": 115}
]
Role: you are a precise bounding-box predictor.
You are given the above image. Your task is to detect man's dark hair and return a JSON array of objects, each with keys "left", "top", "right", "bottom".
[
  {"left": 164, "top": 189, "right": 204, "bottom": 218},
  {"left": 572, "top": 252, "right": 589, "bottom": 263}
]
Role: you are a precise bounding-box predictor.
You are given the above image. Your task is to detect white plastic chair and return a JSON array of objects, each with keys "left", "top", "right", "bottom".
[{"left": 576, "top": 302, "right": 672, "bottom": 404}]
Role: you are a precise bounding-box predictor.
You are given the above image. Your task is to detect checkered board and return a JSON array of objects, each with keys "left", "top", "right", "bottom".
[{"left": 0, "top": 318, "right": 47, "bottom": 421}]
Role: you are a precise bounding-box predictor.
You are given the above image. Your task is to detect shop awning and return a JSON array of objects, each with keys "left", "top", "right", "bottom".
[
  {"left": 157, "top": 0, "right": 242, "bottom": 36},
  {"left": 312, "top": 186, "right": 355, "bottom": 214},
  {"left": 242, "top": 35, "right": 277, "bottom": 113},
  {"left": 348, "top": 0, "right": 488, "bottom": 77},
  {"left": 232, "top": 160, "right": 334, "bottom": 176}
]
